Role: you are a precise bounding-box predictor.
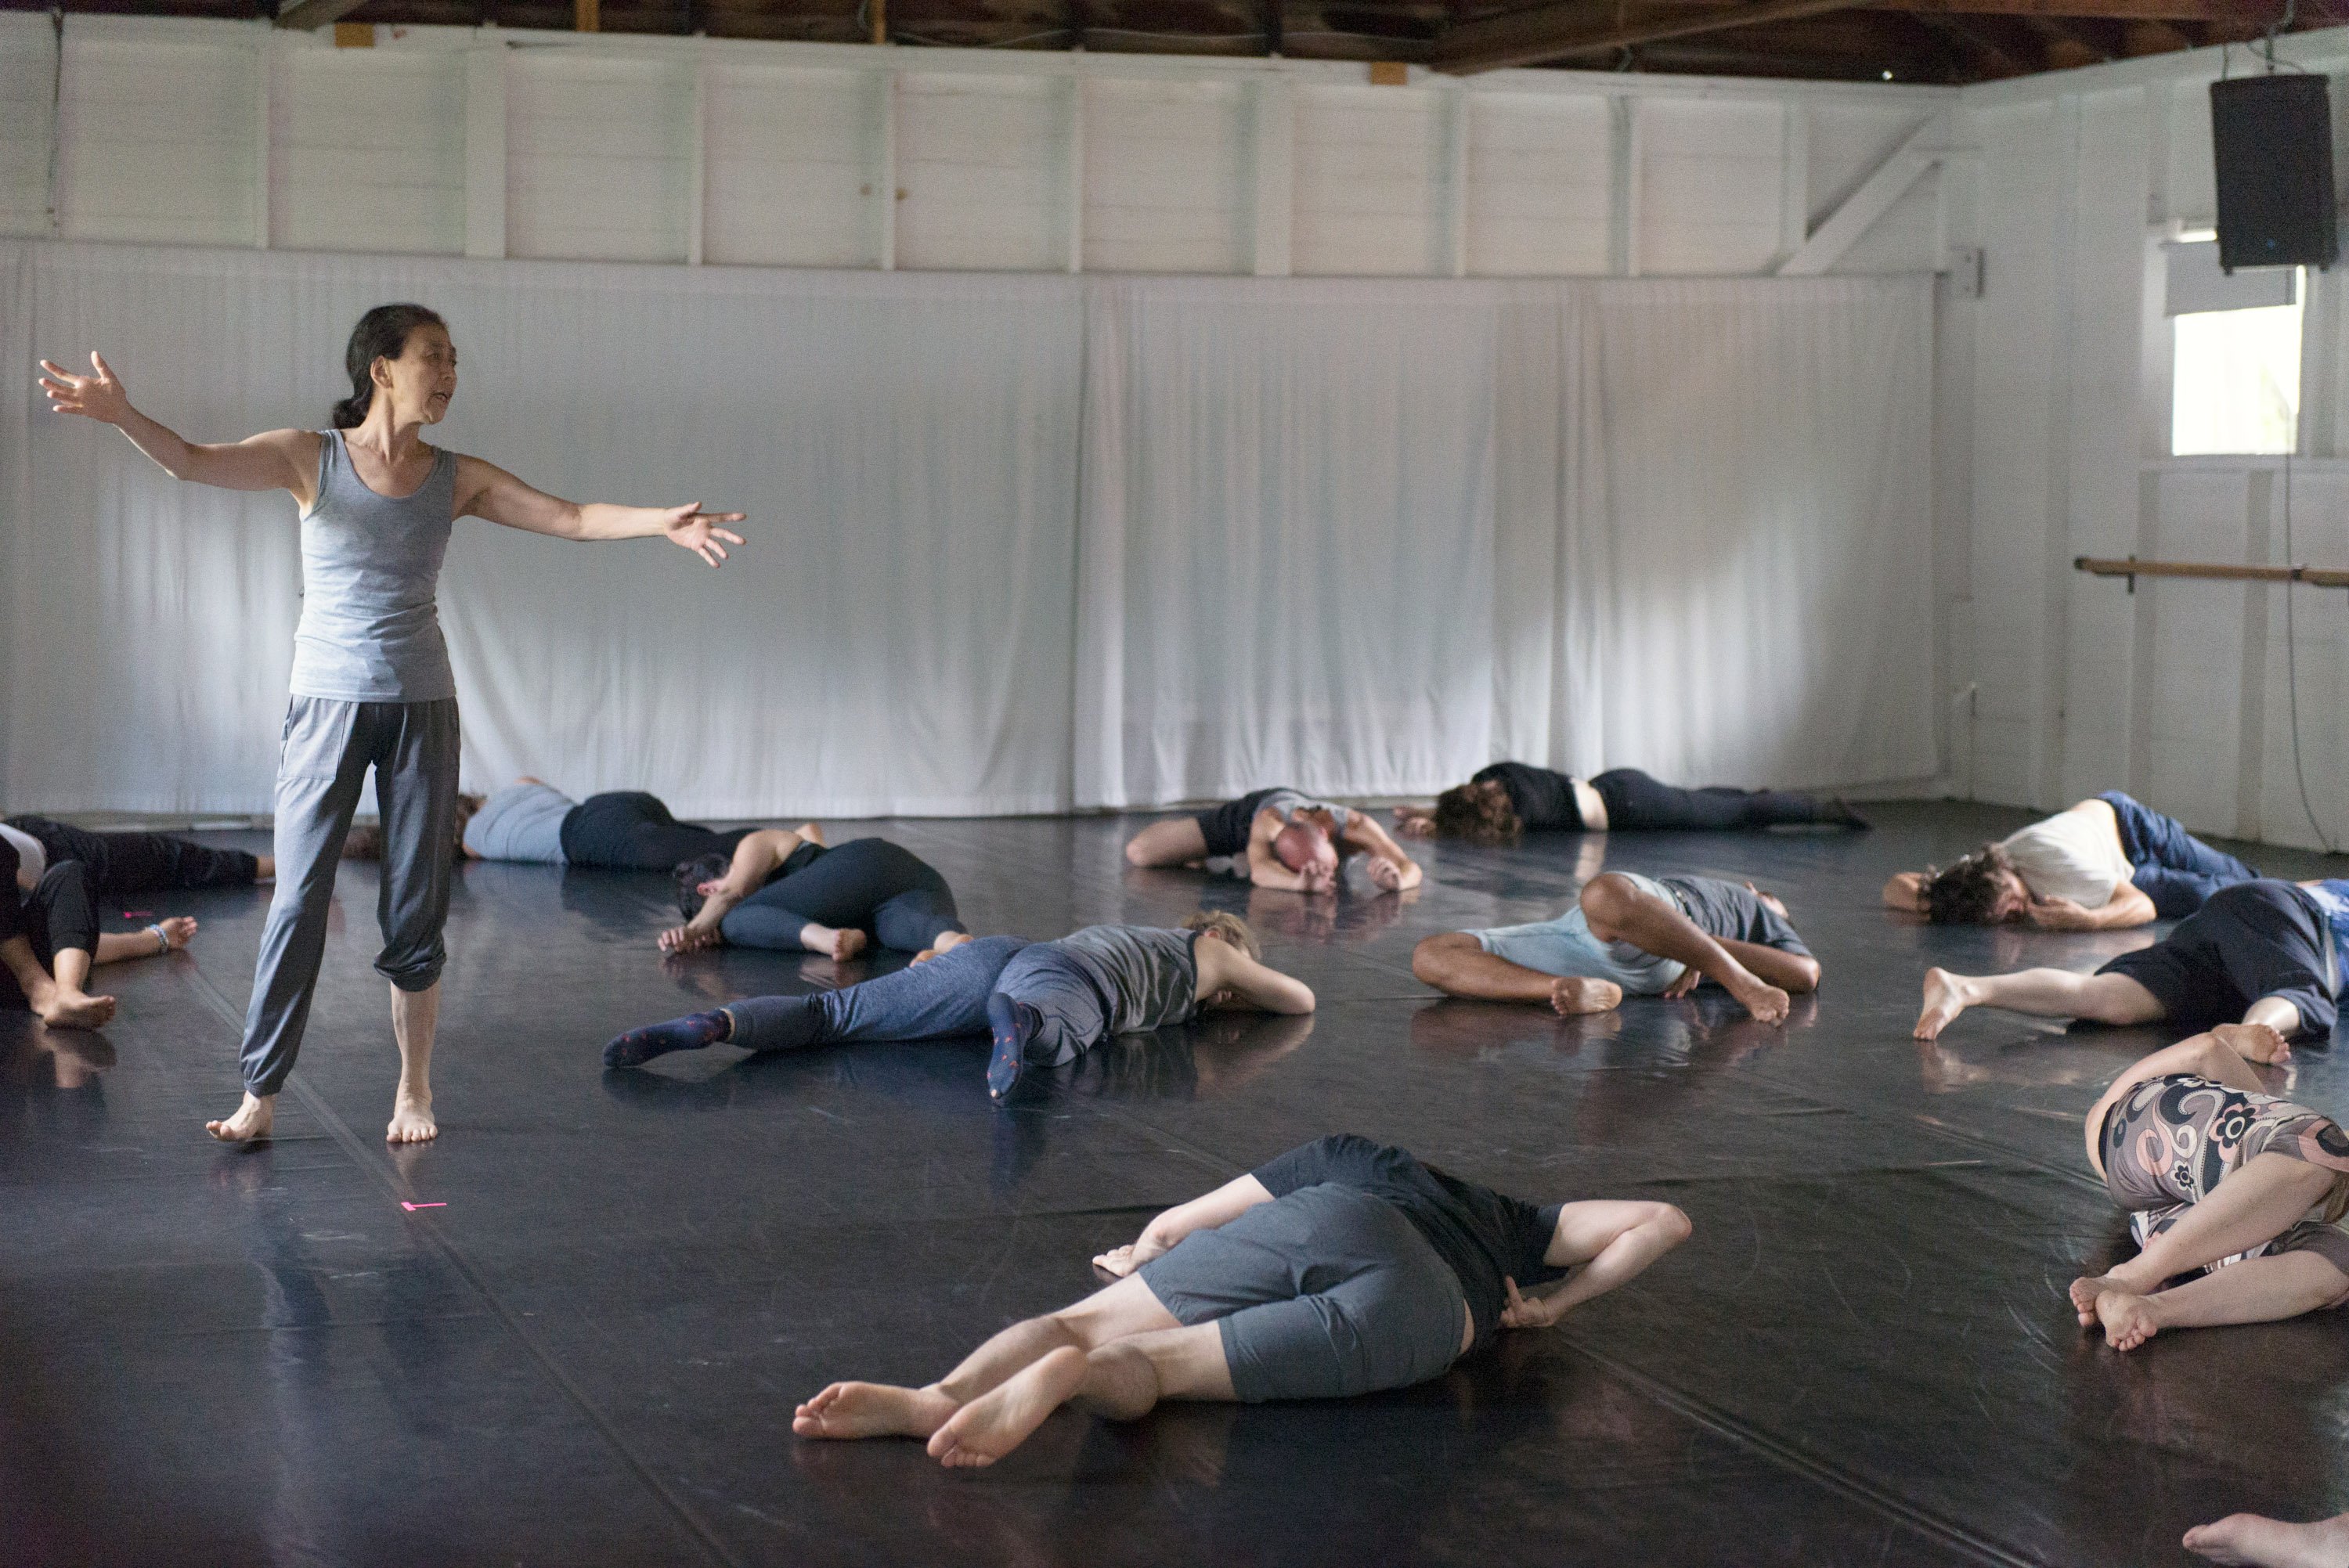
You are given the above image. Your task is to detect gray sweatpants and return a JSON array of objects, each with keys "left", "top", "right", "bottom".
[{"left": 240, "top": 697, "right": 460, "bottom": 1097}]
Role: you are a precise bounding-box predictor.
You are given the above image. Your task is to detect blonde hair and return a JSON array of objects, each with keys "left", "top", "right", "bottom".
[{"left": 1182, "top": 910, "right": 1262, "bottom": 962}]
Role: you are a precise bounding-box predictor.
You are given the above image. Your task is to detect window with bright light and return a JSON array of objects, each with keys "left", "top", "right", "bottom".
[{"left": 2171, "top": 291, "right": 2304, "bottom": 456}]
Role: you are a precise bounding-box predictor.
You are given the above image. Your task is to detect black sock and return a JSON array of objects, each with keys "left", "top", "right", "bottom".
[{"left": 604, "top": 1008, "right": 732, "bottom": 1069}]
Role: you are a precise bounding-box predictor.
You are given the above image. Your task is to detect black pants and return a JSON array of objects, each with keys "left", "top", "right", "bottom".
[
  {"left": 558, "top": 792, "right": 757, "bottom": 871},
  {"left": 1589, "top": 769, "right": 1826, "bottom": 831},
  {"left": 721, "top": 838, "right": 966, "bottom": 953},
  {"left": 0, "top": 860, "right": 99, "bottom": 1011},
  {"left": 5, "top": 816, "right": 258, "bottom": 898}
]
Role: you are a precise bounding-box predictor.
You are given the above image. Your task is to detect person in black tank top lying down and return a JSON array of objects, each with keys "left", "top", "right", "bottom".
[
  {"left": 1394, "top": 763, "right": 1867, "bottom": 844},
  {"left": 41, "top": 307, "right": 745, "bottom": 1147},
  {"left": 788, "top": 1134, "right": 1690, "bottom": 1469}
]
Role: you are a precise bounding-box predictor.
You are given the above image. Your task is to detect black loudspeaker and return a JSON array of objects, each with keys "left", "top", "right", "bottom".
[{"left": 2210, "top": 74, "right": 2339, "bottom": 272}]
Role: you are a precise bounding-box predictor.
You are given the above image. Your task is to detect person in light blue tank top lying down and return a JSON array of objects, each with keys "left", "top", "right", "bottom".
[
  {"left": 1410, "top": 871, "right": 1820, "bottom": 1025},
  {"left": 40, "top": 305, "right": 746, "bottom": 1148}
]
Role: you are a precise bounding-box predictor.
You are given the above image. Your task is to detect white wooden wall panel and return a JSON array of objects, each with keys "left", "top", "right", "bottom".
[
  {"left": 506, "top": 52, "right": 692, "bottom": 264},
  {"left": 895, "top": 72, "right": 1065, "bottom": 272},
  {"left": 1636, "top": 99, "right": 1782, "bottom": 276},
  {"left": 1082, "top": 77, "right": 1247, "bottom": 275},
  {"left": 1463, "top": 92, "right": 1610, "bottom": 277},
  {"left": 0, "top": 15, "right": 55, "bottom": 236},
  {"left": 1291, "top": 84, "right": 1444, "bottom": 276},
  {"left": 272, "top": 49, "right": 466, "bottom": 256},
  {"left": 58, "top": 40, "right": 256, "bottom": 247},
  {"left": 703, "top": 63, "right": 875, "bottom": 269}
]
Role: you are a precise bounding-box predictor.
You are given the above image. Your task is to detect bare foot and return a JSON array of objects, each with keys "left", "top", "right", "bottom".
[
  {"left": 1551, "top": 977, "right": 1625, "bottom": 1016},
  {"left": 2069, "top": 1272, "right": 2125, "bottom": 1326},
  {"left": 2215, "top": 1022, "right": 2293, "bottom": 1065},
  {"left": 1731, "top": 978, "right": 1792, "bottom": 1025},
  {"left": 1914, "top": 968, "right": 1971, "bottom": 1040},
  {"left": 795, "top": 822, "right": 827, "bottom": 846},
  {"left": 206, "top": 1090, "right": 274, "bottom": 1143},
  {"left": 2185, "top": 1510, "right": 2349, "bottom": 1567},
  {"left": 926, "top": 1346, "right": 1088, "bottom": 1469},
  {"left": 387, "top": 1090, "right": 437, "bottom": 1144},
  {"left": 2095, "top": 1285, "right": 2162, "bottom": 1351},
  {"left": 34, "top": 989, "right": 116, "bottom": 1029},
  {"left": 803, "top": 925, "right": 866, "bottom": 963},
  {"left": 254, "top": 854, "right": 276, "bottom": 882},
  {"left": 793, "top": 1381, "right": 959, "bottom": 1440},
  {"left": 156, "top": 916, "right": 198, "bottom": 950}
]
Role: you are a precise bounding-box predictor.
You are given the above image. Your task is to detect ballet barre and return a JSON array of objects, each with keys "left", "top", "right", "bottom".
[{"left": 2073, "top": 556, "right": 2349, "bottom": 593}]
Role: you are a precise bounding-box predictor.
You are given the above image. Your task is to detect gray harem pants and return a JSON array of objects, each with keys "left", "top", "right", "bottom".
[{"left": 240, "top": 697, "right": 460, "bottom": 1097}]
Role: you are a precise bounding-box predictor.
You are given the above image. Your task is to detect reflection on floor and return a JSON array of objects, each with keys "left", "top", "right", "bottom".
[{"left": 6, "top": 802, "right": 2348, "bottom": 1567}]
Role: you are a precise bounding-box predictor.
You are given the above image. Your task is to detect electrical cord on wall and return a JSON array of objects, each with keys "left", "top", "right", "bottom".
[{"left": 2279, "top": 443, "right": 2339, "bottom": 851}]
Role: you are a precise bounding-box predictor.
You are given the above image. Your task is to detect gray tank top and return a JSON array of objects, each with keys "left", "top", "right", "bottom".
[
  {"left": 287, "top": 430, "right": 460, "bottom": 701},
  {"left": 1052, "top": 926, "right": 1201, "bottom": 1034}
]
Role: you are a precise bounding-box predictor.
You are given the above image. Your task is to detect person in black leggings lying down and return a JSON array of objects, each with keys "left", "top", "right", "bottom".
[
  {"left": 0, "top": 834, "right": 197, "bottom": 1029},
  {"left": 3, "top": 815, "right": 271, "bottom": 896},
  {"left": 663, "top": 825, "right": 969, "bottom": 962},
  {"left": 1393, "top": 763, "right": 1867, "bottom": 844}
]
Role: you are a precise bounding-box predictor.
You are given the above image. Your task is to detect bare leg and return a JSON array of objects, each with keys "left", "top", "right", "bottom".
[
  {"left": 2091, "top": 1249, "right": 2349, "bottom": 1351},
  {"left": 2075, "top": 1154, "right": 2341, "bottom": 1315},
  {"left": 388, "top": 980, "right": 439, "bottom": 1143},
  {"left": 928, "top": 1322, "right": 1233, "bottom": 1469},
  {"left": 1125, "top": 818, "right": 1211, "bottom": 869},
  {"left": 2243, "top": 996, "right": 2306, "bottom": 1036},
  {"left": 1914, "top": 968, "right": 2162, "bottom": 1040},
  {"left": 254, "top": 854, "right": 276, "bottom": 882},
  {"left": 2186, "top": 1510, "right": 2349, "bottom": 1566},
  {"left": 1582, "top": 874, "right": 1787, "bottom": 1023},
  {"left": 94, "top": 917, "right": 197, "bottom": 964},
  {"left": 794, "top": 1274, "right": 1178, "bottom": 1444}
]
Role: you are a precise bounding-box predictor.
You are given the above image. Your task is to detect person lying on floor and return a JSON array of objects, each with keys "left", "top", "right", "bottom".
[
  {"left": 788, "top": 1133, "right": 1691, "bottom": 1469},
  {"left": 4, "top": 815, "right": 272, "bottom": 894},
  {"left": 604, "top": 912, "right": 1312, "bottom": 1098},
  {"left": 1124, "top": 788, "right": 1422, "bottom": 894},
  {"left": 0, "top": 837, "right": 195, "bottom": 1029},
  {"left": 2069, "top": 1022, "right": 2349, "bottom": 1354},
  {"left": 1884, "top": 791, "right": 2259, "bottom": 929},
  {"left": 346, "top": 777, "right": 760, "bottom": 872},
  {"left": 661, "top": 828, "right": 969, "bottom": 962},
  {"left": 2185, "top": 1505, "right": 2349, "bottom": 1566},
  {"left": 1409, "top": 871, "right": 1819, "bottom": 1025},
  {"left": 1392, "top": 764, "right": 1867, "bottom": 844},
  {"left": 1914, "top": 878, "right": 2349, "bottom": 1044}
]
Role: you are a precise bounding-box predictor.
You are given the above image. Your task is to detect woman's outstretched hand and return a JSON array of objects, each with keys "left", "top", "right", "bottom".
[
  {"left": 38, "top": 352, "right": 132, "bottom": 424},
  {"left": 661, "top": 503, "right": 747, "bottom": 567}
]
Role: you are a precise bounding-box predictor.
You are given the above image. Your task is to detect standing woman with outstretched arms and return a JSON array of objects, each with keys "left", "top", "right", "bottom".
[{"left": 38, "top": 305, "right": 745, "bottom": 1144}]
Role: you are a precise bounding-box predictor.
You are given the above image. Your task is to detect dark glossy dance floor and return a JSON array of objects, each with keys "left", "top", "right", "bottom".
[{"left": 9, "top": 803, "right": 2349, "bottom": 1567}]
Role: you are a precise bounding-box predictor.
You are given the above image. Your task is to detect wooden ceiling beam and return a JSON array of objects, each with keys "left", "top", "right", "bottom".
[
  {"left": 276, "top": 0, "right": 372, "bottom": 27},
  {"left": 1863, "top": 0, "right": 2276, "bottom": 19},
  {"left": 1433, "top": 0, "right": 1864, "bottom": 73}
]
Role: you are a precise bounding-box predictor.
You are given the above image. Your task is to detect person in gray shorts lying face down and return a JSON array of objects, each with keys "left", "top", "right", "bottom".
[
  {"left": 1410, "top": 871, "right": 1821, "bottom": 1025},
  {"left": 790, "top": 1134, "right": 1690, "bottom": 1469}
]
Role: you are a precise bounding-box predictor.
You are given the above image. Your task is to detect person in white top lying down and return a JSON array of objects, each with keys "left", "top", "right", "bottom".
[{"left": 1882, "top": 791, "right": 2261, "bottom": 930}]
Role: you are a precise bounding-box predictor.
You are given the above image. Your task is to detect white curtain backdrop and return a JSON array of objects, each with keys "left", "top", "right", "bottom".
[{"left": 0, "top": 239, "right": 1936, "bottom": 818}]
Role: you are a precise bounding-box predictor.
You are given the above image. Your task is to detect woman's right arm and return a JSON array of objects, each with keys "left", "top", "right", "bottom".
[
  {"left": 39, "top": 353, "right": 316, "bottom": 500},
  {"left": 1093, "top": 1174, "right": 1275, "bottom": 1277},
  {"left": 1882, "top": 871, "right": 1928, "bottom": 913}
]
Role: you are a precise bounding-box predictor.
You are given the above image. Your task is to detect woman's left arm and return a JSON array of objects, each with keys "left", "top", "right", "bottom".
[{"left": 454, "top": 455, "right": 745, "bottom": 566}]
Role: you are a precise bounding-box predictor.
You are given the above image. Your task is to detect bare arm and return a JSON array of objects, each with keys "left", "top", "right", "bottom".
[
  {"left": 1882, "top": 871, "right": 1928, "bottom": 914},
  {"left": 0, "top": 935, "right": 56, "bottom": 1007},
  {"left": 659, "top": 827, "right": 810, "bottom": 953},
  {"left": 1092, "top": 1173, "right": 1276, "bottom": 1277},
  {"left": 39, "top": 354, "right": 317, "bottom": 501},
  {"left": 2027, "top": 882, "right": 2157, "bottom": 931},
  {"left": 1710, "top": 938, "right": 1820, "bottom": 995},
  {"left": 1500, "top": 1200, "right": 1693, "bottom": 1329},
  {"left": 1196, "top": 939, "right": 1317, "bottom": 1015},
  {"left": 1340, "top": 815, "right": 1423, "bottom": 891},
  {"left": 453, "top": 455, "right": 745, "bottom": 566}
]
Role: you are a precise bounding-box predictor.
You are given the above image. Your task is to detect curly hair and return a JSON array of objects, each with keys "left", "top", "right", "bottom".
[
  {"left": 1182, "top": 909, "right": 1262, "bottom": 963},
  {"left": 1431, "top": 781, "right": 1522, "bottom": 845},
  {"left": 1924, "top": 844, "right": 2019, "bottom": 925}
]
